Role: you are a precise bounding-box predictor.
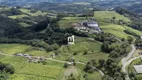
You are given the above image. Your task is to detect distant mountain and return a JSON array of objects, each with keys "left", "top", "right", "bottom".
[{"left": 0, "top": 0, "right": 97, "bottom": 3}]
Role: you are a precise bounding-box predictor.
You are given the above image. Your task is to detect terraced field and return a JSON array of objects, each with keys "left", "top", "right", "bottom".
[
  {"left": 94, "top": 11, "right": 142, "bottom": 39},
  {"left": 58, "top": 11, "right": 142, "bottom": 39},
  {"left": 0, "top": 55, "right": 64, "bottom": 80}
]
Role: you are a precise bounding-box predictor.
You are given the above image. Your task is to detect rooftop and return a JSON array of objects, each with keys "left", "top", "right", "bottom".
[
  {"left": 83, "top": 21, "right": 99, "bottom": 28},
  {"left": 133, "top": 65, "right": 142, "bottom": 73}
]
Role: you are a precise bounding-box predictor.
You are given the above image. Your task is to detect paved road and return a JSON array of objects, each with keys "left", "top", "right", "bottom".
[{"left": 121, "top": 44, "right": 136, "bottom": 80}]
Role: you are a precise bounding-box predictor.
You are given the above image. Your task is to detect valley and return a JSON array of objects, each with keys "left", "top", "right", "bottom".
[{"left": 0, "top": 0, "right": 142, "bottom": 80}]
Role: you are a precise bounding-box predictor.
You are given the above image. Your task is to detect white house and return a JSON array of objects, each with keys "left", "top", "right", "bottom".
[{"left": 140, "top": 36, "right": 142, "bottom": 39}]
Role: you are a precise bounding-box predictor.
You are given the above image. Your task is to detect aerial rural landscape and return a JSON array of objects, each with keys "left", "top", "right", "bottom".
[{"left": 0, "top": 0, "right": 142, "bottom": 80}]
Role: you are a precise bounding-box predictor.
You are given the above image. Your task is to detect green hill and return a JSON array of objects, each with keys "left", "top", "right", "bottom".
[
  {"left": 94, "top": 11, "right": 142, "bottom": 39},
  {"left": 58, "top": 11, "right": 142, "bottom": 39}
]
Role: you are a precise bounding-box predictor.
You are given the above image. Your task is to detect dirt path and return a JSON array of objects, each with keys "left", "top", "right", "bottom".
[{"left": 0, "top": 51, "right": 105, "bottom": 77}]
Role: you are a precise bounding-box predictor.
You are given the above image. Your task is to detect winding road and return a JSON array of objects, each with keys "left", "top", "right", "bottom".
[{"left": 121, "top": 44, "right": 137, "bottom": 80}]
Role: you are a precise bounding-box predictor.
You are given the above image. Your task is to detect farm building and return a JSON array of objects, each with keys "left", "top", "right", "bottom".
[
  {"left": 72, "top": 21, "right": 102, "bottom": 34},
  {"left": 133, "top": 65, "right": 142, "bottom": 73},
  {"left": 140, "top": 36, "right": 142, "bottom": 39},
  {"left": 83, "top": 21, "right": 101, "bottom": 32}
]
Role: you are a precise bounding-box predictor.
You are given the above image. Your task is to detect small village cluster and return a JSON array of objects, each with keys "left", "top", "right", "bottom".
[
  {"left": 72, "top": 19, "right": 102, "bottom": 34},
  {"left": 15, "top": 53, "right": 55, "bottom": 63}
]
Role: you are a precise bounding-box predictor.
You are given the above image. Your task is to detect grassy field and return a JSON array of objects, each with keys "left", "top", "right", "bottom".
[
  {"left": 18, "top": 22, "right": 31, "bottom": 27},
  {"left": 94, "top": 11, "right": 142, "bottom": 39},
  {"left": 25, "top": 50, "right": 52, "bottom": 57},
  {"left": 87, "top": 71, "right": 102, "bottom": 80},
  {"left": 8, "top": 8, "right": 49, "bottom": 19},
  {"left": 0, "top": 55, "right": 64, "bottom": 80},
  {"left": 0, "top": 44, "right": 31, "bottom": 54},
  {"left": 19, "top": 9, "right": 48, "bottom": 17},
  {"left": 0, "top": 44, "right": 52, "bottom": 57},
  {"left": 58, "top": 17, "right": 87, "bottom": 28},
  {"left": 8, "top": 14, "right": 28, "bottom": 19},
  {"left": 94, "top": 11, "right": 131, "bottom": 22},
  {"left": 56, "top": 37, "right": 109, "bottom": 63}
]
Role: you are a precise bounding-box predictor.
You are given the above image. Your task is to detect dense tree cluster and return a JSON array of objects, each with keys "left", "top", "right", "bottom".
[
  {"left": 0, "top": 9, "right": 89, "bottom": 52},
  {"left": 103, "top": 58, "right": 125, "bottom": 80},
  {"left": 95, "top": 33, "right": 131, "bottom": 58},
  {"left": 84, "top": 60, "right": 97, "bottom": 73},
  {"left": 95, "top": 33, "right": 117, "bottom": 43},
  {"left": 84, "top": 58, "right": 126, "bottom": 80},
  {"left": 135, "top": 38, "right": 142, "bottom": 48},
  {"left": 102, "top": 42, "right": 130, "bottom": 58}
]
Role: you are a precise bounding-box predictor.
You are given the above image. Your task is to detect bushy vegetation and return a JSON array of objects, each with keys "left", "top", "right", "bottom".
[
  {"left": 135, "top": 38, "right": 142, "bottom": 48},
  {"left": 84, "top": 58, "right": 125, "bottom": 80},
  {"left": 95, "top": 33, "right": 131, "bottom": 58},
  {"left": 0, "top": 61, "right": 15, "bottom": 80}
]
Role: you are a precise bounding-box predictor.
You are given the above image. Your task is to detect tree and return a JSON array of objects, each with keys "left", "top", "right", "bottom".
[
  {"left": 73, "top": 52, "right": 77, "bottom": 55},
  {"left": 112, "top": 17, "right": 116, "bottom": 23},
  {"left": 127, "top": 36, "right": 134, "bottom": 44},
  {"left": 129, "top": 72, "right": 136, "bottom": 79},
  {"left": 83, "top": 51, "right": 88, "bottom": 55},
  {"left": 98, "top": 59, "right": 105, "bottom": 68}
]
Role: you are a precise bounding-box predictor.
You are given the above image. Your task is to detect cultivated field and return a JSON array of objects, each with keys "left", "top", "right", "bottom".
[
  {"left": 0, "top": 44, "right": 31, "bottom": 54},
  {"left": 94, "top": 11, "right": 142, "bottom": 39},
  {"left": 0, "top": 55, "right": 64, "bottom": 80}
]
